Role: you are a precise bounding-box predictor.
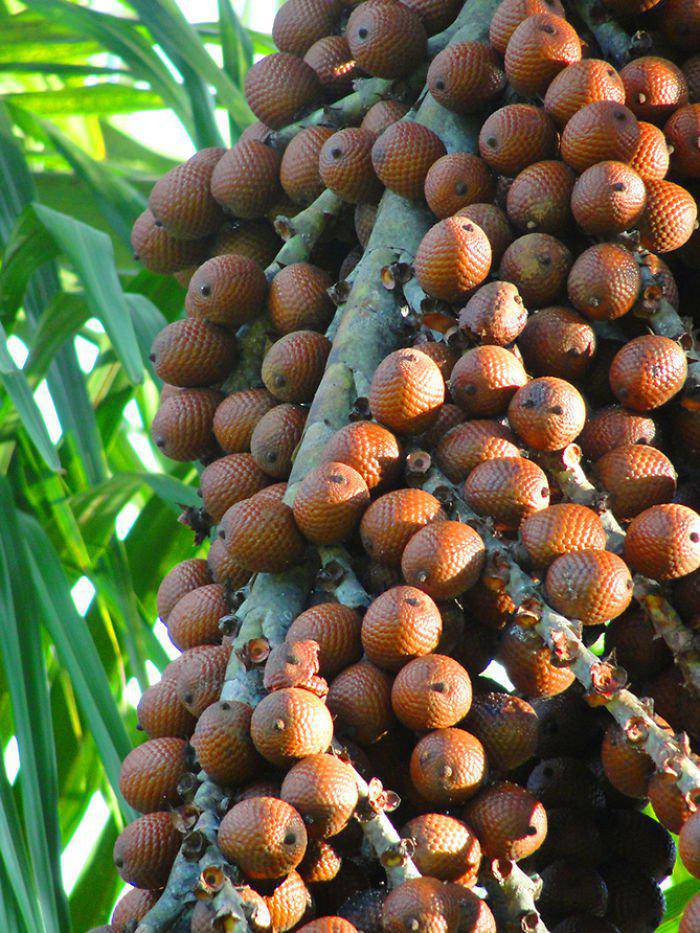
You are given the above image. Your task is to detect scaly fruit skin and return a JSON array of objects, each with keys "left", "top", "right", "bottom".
[
  {"left": 207, "top": 536, "right": 251, "bottom": 589},
  {"left": 545, "top": 549, "right": 633, "bottom": 625},
  {"left": 354, "top": 201, "right": 378, "bottom": 247},
  {"left": 620, "top": 56, "right": 689, "bottom": 124},
  {"left": 594, "top": 444, "right": 676, "bottom": 519},
  {"left": 327, "top": 660, "right": 395, "bottom": 744},
  {"left": 571, "top": 161, "right": 647, "bottom": 236},
  {"left": 131, "top": 209, "right": 208, "bottom": 274},
  {"left": 136, "top": 679, "right": 196, "bottom": 740},
  {"left": 601, "top": 863, "right": 665, "bottom": 933},
  {"left": 391, "top": 654, "right": 472, "bottom": 731},
  {"left": 287, "top": 603, "right": 362, "bottom": 677},
  {"left": 609, "top": 334, "right": 687, "bottom": 411},
  {"left": 360, "top": 488, "right": 445, "bottom": 566},
  {"left": 464, "top": 781, "right": 547, "bottom": 860},
  {"left": 150, "top": 319, "right": 236, "bottom": 389},
  {"left": 280, "top": 126, "right": 334, "bottom": 206},
  {"left": 346, "top": 0, "right": 427, "bottom": 78},
  {"left": 425, "top": 153, "right": 496, "bottom": 220},
  {"left": 456, "top": 203, "right": 513, "bottom": 264},
  {"left": 119, "top": 737, "right": 188, "bottom": 814},
  {"left": 630, "top": 120, "right": 671, "bottom": 180},
  {"left": 401, "top": 521, "right": 486, "bottom": 600},
  {"left": 269, "top": 263, "right": 333, "bottom": 335},
  {"left": 250, "top": 688, "right": 334, "bottom": 767},
  {"left": 401, "top": 813, "right": 481, "bottom": 883},
  {"left": 464, "top": 457, "right": 550, "bottom": 528},
  {"left": 465, "top": 692, "right": 538, "bottom": 770},
  {"left": 200, "top": 453, "right": 269, "bottom": 522},
  {"left": 679, "top": 812, "right": 700, "bottom": 878},
  {"left": 211, "top": 219, "right": 281, "bottom": 267},
  {"left": 220, "top": 498, "right": 305, "bottom": 573},
  {"left": 427, "top": 41, "right": 505, "bottom": 113},
  {"left": 450, "top": 345, "right": 527, "bottom": 416},
  {"left": 186, "top": 254, "right": 267, "bottom": 330},
  {"left": 293, "top": 461, "right": 370, "bottom": 545},
  {"left": 504, "top": 13, "right": 582, "bottom": 96},
  {"left": 319, "top": 128, "right": 383, "bottom": 204},
  {"left": 638, "top": 179, "right": 698, "bottom": 253},
  {"left": 518, "top": 305, "right": 596, "bottom": 380},
  {"left": 218, "top": 796, "right": 307, "bottom": 879},
  {"left": 111, "top": 887, "right": 159, "bottom": 929},
  {"left": 649, "top": 770, "right": 699, "bottom": 834},
  {"left": 191, "top": 700, "right": 260, "bottom": 786},
  {"left": 506, "top": 160, "right": 575, "bottom": 235},
  {"left": 244, "top": 52, "right": 321, "bottom": 129},
  {"left": 410, "top": 728, "right": 487, "bottom": 804},
  {"left": 250, "top": 403, "right": 307, "bottom": 479},
  {"left": 538, "top": 860, "right": 608, "bottom": 922},
  {"left": 272, "top": 0, "right": 342, "bottom": 56},
  {"left": 157, "top": 558, "right": 212, "bottom": 622},
  {"left": 298, "top": 838, "right": 342, "bottom": 883},
  {"left": 174, "top": 644, "right": 232, "bottom": 718},
  {"left": 561, "top": 101, "right": 640, "bottom": 171},
  {"left": 459, "top": 281, "right": 527, "bottom": 346},
  {"left": 479, "top": 103, "right": 558, "bottom": 176},
  {"left": 263, "top": 639, "right": 325, "bottom": 694},
  {"left": 280, "top": 753, "right": 359, "bottom": 839},
  {"left": 360, "top": 99, "right": 410, "bottom": 136},
  {"left": 361, "top": 585, "right": 442, "bottom": 671},
  {"left": 319, "top": 420, "right": 401, "bottom": 491},
  {"left": 544, "top": 58, "right": 626, "bottom": 127},
  {"left": 305, "top": 35, "right": 362, "bottom": 99},
  {"left": 210, "top": 141, "right": 281, "bottom": 219},
  {"left": 368, "top": 348, "right": 445, "bottom": 436},
  {"left": 499, "top": 622, "right": 575, "bottom": 696},
  {"left": 624, "top": 503, "right": 700, "bottom": 580},
  {"left": 681, "top": 892, "right": 700, "bottom": 933},
  {"left": 148, "top": 148, "right": 224, "bottom": 239},
  {"left": 521, "top": 504, "right": 607, "bottom": 567},
  {"left": 499, "top": 233, "right": 572, "bottom": 308},
  {"left": 297, "top": 920, "right": 358, "bottom": 933},
  {"left": 371, "top": 122, "right": 446, "bottom": 200},
  {"left": 664, "top": 104, "right": 700, "bottom": 177},
  {"left": 414, "top": 216, "right": 492, "bottom": 303},
  {"left": 507, "top": 377, "right": 586, "bottom": 451},
  {"left": 166, "top": 583, "right": 227, "bottom": 651},
  {"left": 601, "top": 722, "right": 655, "bottom": 798},
  {"left": 213, "top": 388, "right": 276, "bottom": 454},
  {"left": 489, "top": 0, "right": 565, "bottom": 54},
  {"left": 605, "top": 609, "right": 671, "bottom": 681},
  {"left": 381, "top": 877, "right": 456, "bottom": 933},
  {"left": 579, "top": 407, "right": 660, "bottom": 462},
  {"left": 436, "top": 420, "right": 520, "bottom": 483},
  {"left": 262, "top": 330, "right": 331, "bottom": 403},
  {"left": 113, "top": 812, "right": 181, "bottom": 889},
  {"left": 263, "top": 871, "right": 313, "bottom": 932},
  {"left": 567, "top": 243, "right": 641, "bottom": 321}
]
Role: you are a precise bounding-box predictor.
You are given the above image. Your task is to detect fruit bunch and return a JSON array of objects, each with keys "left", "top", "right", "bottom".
[{"left": 102, "top": 0, "right": 700, "bottom": 929}]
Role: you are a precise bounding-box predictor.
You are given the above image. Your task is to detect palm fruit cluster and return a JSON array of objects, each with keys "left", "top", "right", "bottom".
[{"left": 106, "top": 0, "right": 700, "bottom": 929}]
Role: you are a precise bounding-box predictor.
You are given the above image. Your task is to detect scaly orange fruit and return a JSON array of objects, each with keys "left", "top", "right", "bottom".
[
  {"left": 410, "top": 728, "right": 487, "bottom": 804},
  {"left": 368, "top": 348, "right": 445, "bottom": 436},
  {"left": 504, "top": 13, "right": 582, "bottom": 96},
  {"left": 427, "top": 41, "right": 505, "bottom": 112},
  {"left": 359, "top": 487, "right": 445, "bottom": 566},
  {"left": 414, "top": 216, "right": 492, "bottom": 303},
  {"left": 371, "top": 122, "right": 446, "bottom": 200},
  {"left": 218, "top": 796, "right": 307, "bottom": 879},
  {"left": 361, "top": 585, "right": 442, "bottom": 671},
  {"left": 520, "top": 503, "right": 607, "bottom": 567},
  {"left": 293, "top": 461, "right": 370, "bottom": 544},
  {"left": 424, "top": 153, "right": 496, "bottom": 219},
  {"left": 191, "top": 700, "right": 261, "bottom": 786},
  {"left": 401, "top": 521, "right": 486, "bottom": 600},
  {"left": 391, "top": 654, "right": 472, "bottom": 731}
]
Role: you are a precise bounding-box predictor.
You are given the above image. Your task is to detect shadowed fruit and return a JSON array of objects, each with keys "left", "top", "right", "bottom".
[
  {"left": 251, "top": 688, "right": 334, "bottom": 766},
  {"left": 361, "top": 585, "right": 442, "bottom": 670},
  {"left": 504, "top": 13, "right": 581, "bottom": 96},
  {"left": 414, "top": 216, "right": 492, "bottom": 302},
  {"left": 630, "top": 121, "right": 671, "bottom": 181},
  {"left": 567, "top": 243, "right": 640, "bottom": 321},
  {"left": 269, "top": 263, "right": 333, "bottom": 335},
  {"left": 414, "top": 340, "right": 459, "bottom": 382},
  {"left": 298, "top": 837, "right": 342, "bottom": 884},
  {"left": 186, "top": 254, "right": 267, "bottom": 330},
  {"left": 174, "top": 645, "right": 232, "bottom": 717},
  {"left": 346, "top": 0, "right": 427, "bottom": 78},
  {"left": 638, "top": 179, "right": 698, "bottom": 252},
  {"left": 682, "top": 893, "right": 700, "bottom": 933},
  {"left": 450, "top": 345, "right": 527, "bottom": 416},
  {"left": 136, "top": 679, "right": 196, "bottom": 740},
  {"left": 371, "top": 122, "right": 445, "bottom": 200},
  {"left": 281, "top": 753, "right": 359, "bottom": 839},
  {"left": 210, "top": 141, "right": 281, "bottom": 219},
  {"left": 436, "top": 420, "right": 520, "bottom": 482},
  {"left": 157, "top": 558, "right": 212, "bottom": 622},
  {"left": 131, "top": 209, "right": 208, "bottom": 274},
  {"left": 261, "top": 330, "right": 331, "bottom": 403},
  {"left": 620, "top": 56, "right": 688, "bottom": 124},
  {"left": 603, "top": 810, "right": 676, "bottom": 881},
  {"left": 113, "top": 812, "right": 181, "bottom": 889},
  {"left": 213, "top": 388, "right": 276, "bottom": 453},
  {"left": 319, "top": 420, "right": 401, "bottom": 491},
  {"left": 211, "top": 219, "right": 281, "bottom": 267},
  {"left": 539, "top": 861, "right": 608, "bottom": 922},
  {"left": 191, "top": 700, "right": 260, "bottom": 786},
  {"left": 382, "top": 876, "right": 479, "bottom": 933},
  {"left": 359, "top": 487, "right": 445, "bottom": 566},
  {"left": 544, "top": 58, "right": 625, "bottom": 127},
  {"left": 402, "top": 0, "right": 462, "bottom": 33},
  {"left": 391, "top": 654, "right": 472, "bottom": 731},
  {"left": 594, "top": 444, "right": 676, "bottom": 519},
  {"left": 534, "top": 807, "right": 603, "bottom": 869},
  {"left": 459, "top": 281, "right": 527, "bottom": 346},
  {"left": 579, "top": 406, "right": 659, "bottom": 462},
  {"left": 489, "top": 0, "right": 565, "bottom": 54},
  {"left": 609, "top": 335, "right": 687, "bottom": 410},
  {"left": 601, "top": 863, "right": 665, "bottom": 933},
  {"left": 280, "top": 126, "right": 334, "bottom": 206},
  {"left": 200, "top": 453, "right": 268, "bottom": 522},
  {"left": 319, "top": 128, "right": 383, "bottom": 204},
  {"left": 304, "top": 36, "right": 362, "bottom": 99},
  {"left": 427, "top": 41, "right": 505, "bottom": 112},
  {"left": 150, "top": 319, "right": 236, "bottom": 389},
  {"left": 456, "top": 203, "right": 513, "bottom": 264},
  {"left": 464, "top": 457, "right": 550, "bottom": 528},
  {"left": 263, "top": 872, "right": 313, "bottom": 931},
  {"left": 166, "top": 583, "right": 227, "bottom": 650},
  {"left": 111, "top": 888, "right": 159, "bottom": 929},
  {"left": 401, "top": 521, "right": 486, "bottom": 599},
  {"left": 119, "top": 737, "right": 188, "bottom": 813},
  {"left": 360, "top": 99, "right": 411, "bottom": 136},
  {"left": 499, "top": 622, "right": 575, "bottom": 696},
  {"left": 508, "top": 377, "right": 586, "bottom": 451},
  {"left": 464, "top": 781, "right": 547, "bottom": 860},
  {"left": 605, "top": 608, "right": 671, "bottom": 681},
  {"left": 272, "top": 0, "right": 342, "bottom": 56},
  {"left": 649, "top": 770, "right": 700, "bottom": 834},
  {"left": 424, "top": 153, "right": 495, "bottom": 219},
  {"left": 220, "top": 498, "right": 305, "bottom": 572},
  {"left": 244, "top": 53, "right": 321, "bottom": 129},
  {"left": 561, "top": 101, "right": 640, "bottom": 172},
  {"left": 664, "top": 104, "right": 700, "bottom": 177},
  {"left": 520, "top": 503, "right": 607, "bottom": 567},
  {"left": 287, "top": 603, "right": 362, "bottom": 677},
  {"left": 401, "top": 813, "right": 481, "bottom": 883},
  {"left": 479, "top": 104, "right": 556, "bottom": 176},
  {"left": 148, "top": 148, "right": 224, "bottom": 239},
  {"left": 601, "top": 722, "right": 655, "bottom": 798},
  {"left": 410, "top": 728, "right": 487, "bottom": 804},
  {"left": 250, "top": 403, "right": 307, "bottom": 479},
  {"left": 466, "top": 692, "right": 538, "bottom": 770},
  {"left": 519, "top": 305, "right": 596, "bottom": 380},
  {"left": 624, "top": 503, "right": 700, "bottom": 580},
  {"left": 327, "top": 660, "right": 395, "bottom": 744},
  {"left": 571, "top": 161, "right": 647, "bottom": 236},
  {"left": 293, "top": 461, "right": 370, "bottom": 544},
  {"left": 545, "top": 549, "right": 633, "bottom": 625},
  {"left": 218, "top": 796, "right": 307, "bottom": 879},
  {"left": 499, "top": 233, "right": 572, "bottom": 308},
  {"left": 507, "top": 161, "right": 575, "bottom": 235},
  {"left": 368, "top": 348, "right": 445, "bottom": 435}
]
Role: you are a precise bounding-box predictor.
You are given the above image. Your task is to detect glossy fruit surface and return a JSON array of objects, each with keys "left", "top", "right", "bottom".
[
  {"left": 200, "top": 453, "right": 268, "bottom": 522},
  {"left": 281, "top": 126, "right": 334, "bottom": 205},
  {"left": 392, "top": 654, "right": 472, "bottom": 731},
  {"left": 131, "top": 209, "right": 208, "bottom": 274},
  {"left": 401, "top": 521, "right": 486, "bottom": 599},
  {"left": 579, "top": 406, "right": 659, "bottom": 462},
  {"left": 609, "top": 335, "right": 687, "bottom": 411},
  {"left": 624, "top": 503, "right": 700, "bottom": 580},
  {"left": 545, "top": 549, "right": 634, "bottom": 624},
  {"left": 450, "top": 346, "right": 527, "bottom": 416},
  {"left": 410, "top": 727, "right": 487, "bottom": 804},
  {"left": 191, "top": 700, "right": 260, "bottom": 786},
  {"left": 490, "top": 0, "right": 565, "bottom": 54},
  {"left": 504, "top": 13, "right": 582, "bottom": 96},
  {"left": 361, "top": 585, "right": 442, "bottom": 670},
  {"left": 544, "top": 58, "right": 625, "bottom": 127},
  {"left": 218, "top": 796, "right": 307, "bottom": 879},
  {"left": 368, "top": 348, "right": 445, "bottom": 435},
  {"left": 600, "top": 722, "right": 655, "bottom": 798},
  {"left": 664, "top": 104, "right": 700, "bottom": 177},
  {"left": 319, "top": 420, "right": 401, "bottom": 491},
  {"left": 424, "top": 153, "right": 495, "bottom": 219},
  {"left": 436, "top": 419, "right": 520, "bottom": 483},
  {"left": 629, "top": 120, "right": 671, "bottom": 180},
  {"left": 250, "top": 688, "right": 334, "bottom": 766},
  {"left": 567, "top": 243, "right": 641, "bottom": 321},
  {"left": 272, "top": 0, "right": 342, "bottom": 56},
  {"left": 293, "top": 461, "right": 370, "bottom": 544},
  {"left": 464, "top": 457, "right": 550, "bottom": 528},
  {"left": 360, "top": 487, "right": 445, "bottom": 566},
  {"left": 427, "top": 40, "right": 505, "bottom": 112},
  {"left": 305, "top": 35, "right": 361, "bottom": 99},
  {"left": 520, "top": 503, "right": 607, "bottom": 567},
  {"left": 360, "top": 99, "right": 410, "bottom": 136},
  {"left": 456, "top": 203, "right": 513, "bottom": 264},
  {"left": 507, "top": 376, "right": 586, "bottom": 451},
  {"left": 371, "top": 122, "right": 446, "bottom": 200},
  {"left": 346, "top": 0, "right": 427, "bottom": 78},
  {"left": 414, "top": 216, "right": 492, "bottom": 302},
  {"left": 149, "top": 148, "right": 224, "bottom": 239}
]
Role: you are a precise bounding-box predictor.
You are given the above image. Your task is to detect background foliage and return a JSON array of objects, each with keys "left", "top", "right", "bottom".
[{"left": 0, "top": 0, "right": 696, "bottom": 930}]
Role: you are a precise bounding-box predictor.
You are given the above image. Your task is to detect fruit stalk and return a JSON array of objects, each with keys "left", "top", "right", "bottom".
[
  {"left": 570, "top": 0, "right": 648, "bottom": 66},
  {"left": 635, "top": 251, "right": 691, "bottom": 344},
  {"left": 634, "top": 577, "right": 700, "bottom": 695},
  {"left": 481, "top": 859, "right": 548, "bottom": 933}
]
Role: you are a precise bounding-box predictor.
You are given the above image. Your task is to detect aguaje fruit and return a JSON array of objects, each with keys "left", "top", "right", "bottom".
[
  {"left": 464, "top": 457, "right": 550, "bottom": 528},
  {"left": 359, "top": 487, "right": 445, "bottom": 565},
  {"left": 402, "top": 0, "right": 462, "bottom": 33},
  {"left": 250, "top": 403, "right": 307, "bottom": 479},
  {"left": 118, "top": 737, "right": 188, "bottom": 814},
  {"left": 435, "top": 420, "right": 521, "bottom": 482},
  {"left": 594, "top": 444, "right": 676, "bottom": 519},
  {"left": 150, "top": 319, "right": 236, "bottom": 389},
  {"left": 360, "top": 99, "right": 410, "bottom": 136},
  {"left": 507, "top": 376, "right": 586, "bottom": 451},
  {"left": 361, "top": 585, "right": 442, "bottom": 670},
  {"left": 368, "top": 348, "right": 445, "bottom": 435},
  {"left": 304, "top": 36, "right": 361, "bottom": 99},
  {"left": 506, "top": 160, "right": 575, "bottom": 235},
  {"left": 319, "top": 128, "right": 383, "bottom": 204},
  {"left": 679, "top": 811, "right": 700, "bottom": 878},
  {"left": 519, "top": 306, "right": 595, "bottom": 382},
  {"left": 459, "top": 281, "right": 527, "bottom": 346},
  {"left": 281, "top": 754, "right": 359, "bottom": 839},
  {"left": 211, "top": 219, "right": 280, "bottom": 267},
  {"left": 609, "top": 334, "right": 688, "bottom": 411},
  {"left": 624, "top": 503, "right": 700, "bottom": 580},
  {"left": 136, "top": 679, "right": 196, "bottom": 740},
  {"left": 346, "top": 1, "right": 427, "bottom": 78},
  {"left": 298, "top": 920, "right": 357, "bottom": 933},
  {"left": 464, "top": 782, "right": 547, "bottom": 860},
  {"left": 287, "top": 603, "right": 362, "bottom": 677},
  {"left": 166, "top": 583, "right": 227, "bottom": 650},
  {"left": 220, "top": 498, "right": 305, "bottom": 573},
  {"left": 244, "top": 53, "right": 321, "bottom": 129},
  {"left": 538, "top": 861, "right": 609, "bottom": 922},
  {"left": 479, "top": 104, "right": 557, "bottom": 176},
  {"left": 450, "top": 345, "right": 528, "bottom": 415},
  {"left": 664, "top": 104, "right": 700, "bottom": 177},
  {"left": 579, "top": 406, "right": 659, "bottom": 461},
  {"left": 213, "top": 388, "right": 276, "bottom": 454},
  {"left": 457, "top": 203, "right": 513, "bottom": 264},
  {"left": 427, "top": 41, "right": 505, "bottom": 113},
  {"left": 293, "top": 461, "right": 370, "bottom": 544},
  {"left": 250, "top": 688, "right": 334, "bottom": 767},
  {"left": 113, "top": 812, "right": 181, "bottom": 889},
  {"left": 414, "top": 216, "right": 492, "bottom": 303},
  {"left": 327, "top": 660, "right": 395, "bottom": 744},
  {"left": 682, "top": 893, "right": 700, "bottom": 933},
  {"left": 210, "top": 141, "right": 281, "bottom": 219},
  {"left": 504, "top": 13, "right": 582, "bottom": 96},
  {"left": 499, "top": 233, "right": 572, "bottom": 308},
  {"left": 630, "top": 120, "right": 670, "bottom": 181},
  {"left": 280, "top": 126, "right": 334, "bottom": 206},
  {"left": 148, "top": 148, "right": 224, "bottom": 239},
  {"left": 499, "top": 622, "right": 575, "bottom": 696},
  {"left": 191, "top": 700, "right": 260, "bottom": 786},
  {"left": 262, "top": 330, "right": 331, "bottom": 403},
  {"left": 401, "top": 521, "right": 486, "bottom": 599},
  {"left": 131, "top": 209, "right": 208, "bottom": 274},
  {"left": 410, "top": 728, "right": 487, "bottom": 804},
  {"left": 382, "top": 876, "right": 489, "bottom": 933},
  {"left": 601, "top": 722, "right": 656, "bottom": 798},
  {"left": 174, "top": 644, "right": 232, "bottom": 717},
  {"left": 218, "top": 796, "right": 307, "bottom": 879},
  {"left": 263, "top": 871, "right": 313, "bottom": 931},
  {"left": 401, "top": 813, "right": 482, "bottom": 883},
  {"left": 638, "top": 179, "right": 698, "bottom": 253},
  {"left": 466, "top": 692, "right": 538, "bottom": 771},
  {"left": 545, "top": 549, "right": 633, "bottom": 625},
  {"left": 571, "top": 161, "right": 647, "bottom": 236},
  {"left": 567, "top": 243, "right": 641, "bottom": 321},
  {"left": 391, "top": 654, "right": 473, "bottom": 731},
  {"left": 371, "top": 122, "right": 445, "bottom": 200},
  {"left": 544, "top": 58, "right": 626, "bottom": 127},
  {"left": 111, "top": 888, "right": 159, "bottom": 929},
  {"left": 620, "top": 56, "right": 689, "bottom": 124},
  {"left": 157, "top": 557, "right": 211, "bottom": 622},
  {"left": 186, "top": 254, "right": 268, "bottom": 330},
  {"left": 489, "top": 0, "right": 565, "bottom": 54},
  {"left": 424, "top": 153, "right": 496, "bottom": 219},
  {"left": 200, "top": 453, "right": 269, "bottom": 522},
  {"left": 520, "top": 503, "right": 607, "bottom": 567},
  {"left": 269, "top": 263, "right": 333, "bottom": 335},
  {"left": 272, "top": 0, "right": 342, "bottom": 56},
  {"left": 561, "top": 101, "right": 640, "bottom": 171},
  {"left": 319, "top": 420, "right": 402, "bottom": 491}
]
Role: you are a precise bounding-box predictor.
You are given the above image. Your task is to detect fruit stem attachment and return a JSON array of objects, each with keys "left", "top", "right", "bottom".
[
  {"left": 268, "top": 188, "right": 344, "bottom": 278},
  {"left": 481, "top": 859, "right": 548, "bottom": 933},
  {"left": 570, "top": 0, "right": 649, "bottom": 66},
  {"left": 634, "top": 251, "right": 692, "bottom": 346}
]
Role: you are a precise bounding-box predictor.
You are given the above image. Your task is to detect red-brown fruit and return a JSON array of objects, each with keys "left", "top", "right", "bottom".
[
  {"left": 218, "top": 796, "right": 307, "bottom": 879},
  {"left": 368, "top": 348, "right": 445, "bottom": 436},
  {"left": 479, "top": 105, "right": 557, "bottom": 176},
  {"left": 207, "top": 537, "right": 250, "bottom": 589},
  {"left": 304, "top": 36, "right": 362, "bottom": 99},
  {"left": 371, "top": 122, "right": 445, "bottom": 200},
  {"left": 211, "top": 219, "right": 281, "bottom": 268},
  {"left": 600, "top": 722, "right": 655, "bottom": 798},
  {"left": 520, "top": 503, "right": 607, "bottom": 567},
  {"left": 518, "top": 305, "right": 596, "bottom": 380},
  {"left": 450, "top": 346, "right": 527, "bottom": 416},
  {"left": 111, "top": 888, "right": 159, "bottom": 929},
  {"left": 605, "top": 608, "right": 671, "bottom": 681},
  {"left": 361, "top": 585, "right": 442, "bottom": 671},
  {"left": 621, "top": 56, "right": 689, "bottom": 124},
  {"left": 499, "top": 233, "right": 572, "bottom": 308},
  {"left": 262, "top": 330, "right": 330, "bottom": 403},
  {"left": 346, "top": 1, "right": 427, "bottom": 78},
  {"left": 681, "top": 892, "right": 700, "bottom": 933},
  {"left": 391, "top": 654, "right": 472, "bottom": 731},
  {"left": 131, "top": 209, "right": 208, "bottom": 274},
  {"left": 545, "top": 549, "right": 633, "bottom": 624},
  {"left": 427, "top": 41, "right": 505, "bottom": 113},
  {"left": 382, "top": 876, "right": 487, "bottom": 933},
  {"left": 157, "top": 558, "right": 212, "bottom": 623},
  {"left": 679, "top": 811, "right": 700, "bottom": 877},
  {"left": 113, "top": 812, "right": 181, "bottom": 889},
  {"left": 499, "top": 622, "right": 575, "bottom": 696},
  {"left": 359, "top": 487, "right": 445, "bottom": 566},
  {"left": 280, "top": 126, "right": 335, "bottom": 206},
  {"left": 213, "top": 388, "right": 276, "bottom": 454},
  {"left": 263, "top": 639, "right": 325, "bottom": 694},
  {"left": 293, "top": 461, "right": 370, "bottom": 544},
  {"left": 683, "top": 54, "right": 700, "bottom": 100},
  {"left": 594, "top": 444, "right": 676, "bottom": 519},
  {"left": 424, "top": 154, "right": 495, "bottom": 219},
  {"left": 412, "top": 338, "right": 459, "bottom": 383},
  {"left": 464, "top": 457, "right": 550, "bottom": 528},
  {"left": 220, "top": 498, "right": 305, "bottom": 573},
  {"left": 456, "top": 203, "right": 513, "bottom": 264},
  {"left": 263, "top": 872, "right": 313, "bottom": 932},
  {"left": 287, "top": 603, "right": 362, "bottom": 677},
  {"left": 507, "top": 376, "right": 586, "bottom": 451},
  {"left": 579, "top": 406, "right": 660, "bottom": 462},
  {"left": 572, "top": 160, "right": 647, "bottom": 236},
  {"left": 167, "top": 583, "right": 227, "bottom": 651},
  {"left": 250, "top": 688, "right": 334, "bottom": 767},
  {"left": 200, "top": 453, "right": 268, "bottom": 522},
  {"left": 506, "top": 161, "right": 575, "bottom": 235},
  {"left": 297, "top": 920, "right": 357, "bottom": 933},
  {"left": 281, "top": 753, "right": 359, "bottom": 839},
  {"left": 414, "top": 216, "right": 492, "bottom": 303},
  {"left": 401, "top": 813, "right": 482, "bottom": 884},
  {"left": 327, "top": 660, "right": 395, "bottom": 744},
  {"left": 319, "top": 128, "right": 383, "bottom": 204},
  {"left": 665, "top": 103, "right": 700, "bottom": 177},
  {"left": 354, "top": 201, "right": 377, "bottom": 248},
  {"left": 174, "top": 644, "right": 232, "bottom": 718},
  {"left": 244, "top": 53, "right": 322, "bottom": 129},
  {"left": 272, "top": 0, "right": 342, "bottom": 56},
  {"left": 489, "top": 0, "right": 565, "bottom": 55},
  {"left": 544, "top": 58, "right": 626, "bottom": 127},
  {"left": 119, "top": 737, "right": 188, "bottom": 814},
  {"left": 191, "top": 700, "right": 260, "bottom": 786},
  {"left": 186, "top": 254, "right": 267, "bottom": 330},
  {"left": 465, "top": 692, "right": 538, "bottom": 770},
  {"left": 625, "top": 503, "right": 700, "bottom": 580},
  {"left": 210, "top": 141, "right": 281, "bottom": 219},
  {"left": 410, "top": 728, "right": 487, "bottom": 804},
  {"left": 463, "top": 781, "right": 547, "bottom": 860},
  {"left": 150, "top": 319, "right": 235, "bottom": 389},
  {"left": 319, "top": 420, "right": 401, "bottom": 491},
  {"left": 360, "top": 99, "right": 411, "bottom": 136},
  {"left": 436, "top": 420, "right": 520, "bottom": 482},
  {"left": 401, "top": 0, "right": 462, "bottom": 33},
  {"left": 401, "top": 520, "right": 485, "bottom": 599},
  {"left": 609, "top": 335, "right": 688, "bottom": 411},
  {"left": 659, "top": 0, "right": 700, "bottom": 49},
  {"left": 649, "top": 770, "right": 700, "bottom": 834},
  {"left": 567, "top": 243, "right": 641, "bottom": 321},
  {"left": 149, "top": 148, "right": 224, "bottom": 240},
  {"left": 250, "top": 403, "right": 307, "bottom": 479},
  {"left": 504, "top": 13, "right": 582, "bottom": 96},
  {"left": 136, "top": 679, "right": 196, "bottom": 740},
  {"left": 638, "top": 178, "right": 698, "bottom": 252},
  {"left": 269, "top": 263, "right": 333, "bottom": 335},
  {"left": 630, "top": 121, "right": 671, "bottom": 181},
  {"left": 459, "top": 281, "right": 527, "bottom": 346},
  {"left": 561, "top": 101, "right": 640, "bottom": 172}
]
